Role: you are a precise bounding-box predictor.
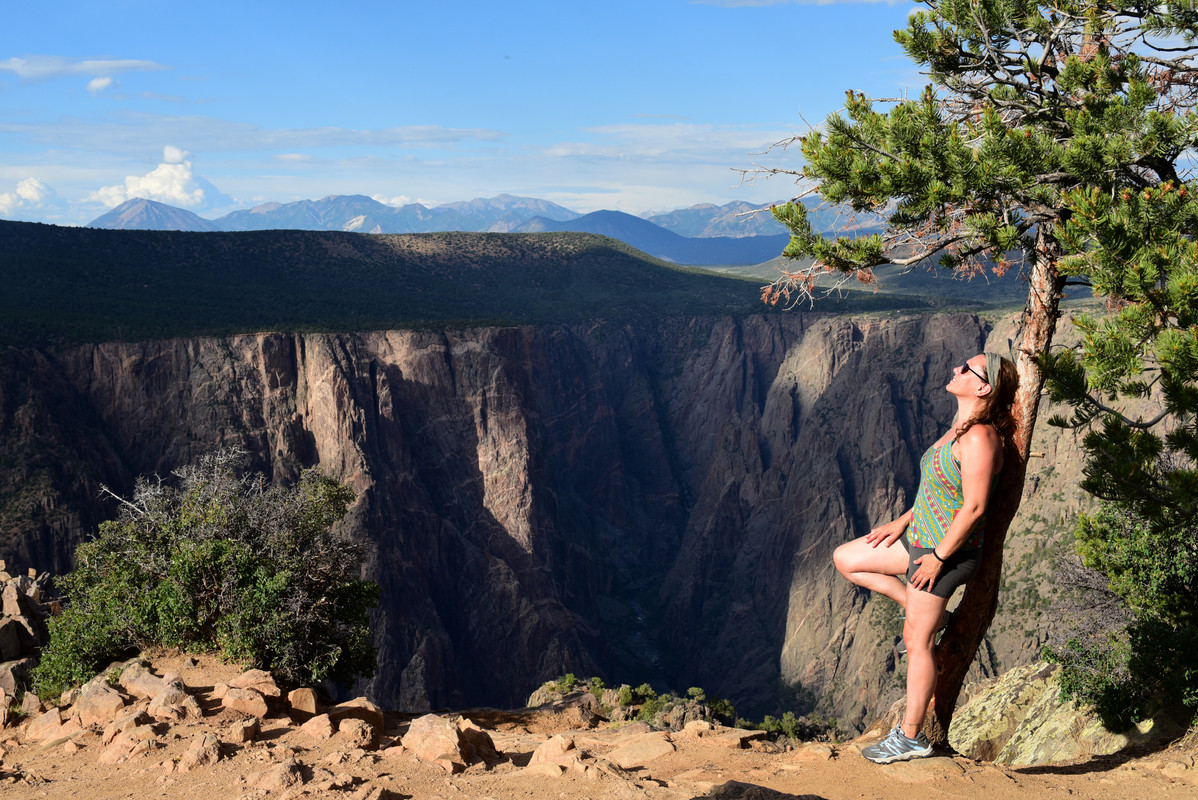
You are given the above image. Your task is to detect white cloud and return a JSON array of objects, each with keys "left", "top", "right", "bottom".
[
  {"left": 88, "top": 146, "right": 207, "bottom": 208},
  {"left": 372, "top": 193, "right": 438, "bottom": 207},
  {"left": 0, "top": 177, "right": 53, "bottom": 217},
  {"left": 87, "top": 76, "right": 114, "bottom": 95},
  {"left": 0, "top": 55, "right": 164, "bottom": 81}
]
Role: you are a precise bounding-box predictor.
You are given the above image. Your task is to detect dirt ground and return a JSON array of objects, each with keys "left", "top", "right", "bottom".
[{"left": 3, "top": 652, "right": 1198, "bottom": 800}]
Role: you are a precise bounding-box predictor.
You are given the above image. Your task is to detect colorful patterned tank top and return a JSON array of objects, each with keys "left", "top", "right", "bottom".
[{"left": 909, "top": 440, "right": 984, "bottom": 550}]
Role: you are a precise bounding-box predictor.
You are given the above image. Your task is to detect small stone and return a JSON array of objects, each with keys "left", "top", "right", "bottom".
[{"left": 682, "top": 720, "right": 714, "bottom": 735}]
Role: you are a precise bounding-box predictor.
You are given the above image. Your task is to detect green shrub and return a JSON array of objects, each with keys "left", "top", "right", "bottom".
[{"left": 32, "top": 452, "right": 379, "bottom": 698}]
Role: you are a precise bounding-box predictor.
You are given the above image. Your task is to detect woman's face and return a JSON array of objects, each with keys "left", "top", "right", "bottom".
[{"left": 946, "top": 354, "right": 989, "bottom": 396}]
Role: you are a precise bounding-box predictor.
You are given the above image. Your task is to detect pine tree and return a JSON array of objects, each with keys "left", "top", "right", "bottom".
[{"left": 761, "top": 0, "right": 1198, "bottom": 738}]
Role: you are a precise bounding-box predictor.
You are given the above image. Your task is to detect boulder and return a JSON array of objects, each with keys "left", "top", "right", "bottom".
[
  {"left": 176, "top": 733, "right": 222, "bottom": 772},
  {"left": 950, "top": 661, "right": 1187, "bottom": 766},
  {"left": 401, "top": 714, "right": 474, "bottom": 773},
  {"left": 255, "top": 758, "right": 303, "bottom": 791},
  {"left": 229, "top": 669, "right": 281, "bottom": 699},
  {"left": 1, "top": 584, "right": 26, "bottom": 618},
  {"left": 221, "top": 687, "right": 268, "bottom": 718},
  {"left": 101, "top": 711, "right": 151, "bottom": 746},
  {"left": 288, "top": 687, "right": 319, "bottom": 720},
  {"left": 0, "top": 658, "right": 35, "bottom": 696},
  {"left": 0, "top": 686, "right": 7, "bottom": 729},
  {"left": 328, "top": 697, "right": 385, "bottom": 734},
  {"left": 20, "top": 691, "right": 42, "bottom": 717},
  {"left": 74, "top": 682, "right": 127, "bottom": 728},
  {"left": 117, "top": 662, "right": 168, "bottom": 700},
  {"left": 336, "top": 718, "right": 376, "bottom": 750},
  {"left": 300, "top": 713, "right": 335, "bottom": 740},
  {"left": 148, "top": 684, "right": 202, "bottom": 722},
  {"left": 0, "top": 617, "right": 34, "bottom": 662},
  {"left": 227, "top": 717, "right": 259, "bottom": 743},
  {"left": 24, "top": 709, "right": 63, "bottom": 742},
  {"left": 605, "top": 732, "right": 675, "bottom": 768}
]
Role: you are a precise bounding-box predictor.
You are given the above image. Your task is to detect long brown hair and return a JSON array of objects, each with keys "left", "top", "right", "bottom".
[{"left": 958, "top": 354, "right": 1017, "bottom": 449}]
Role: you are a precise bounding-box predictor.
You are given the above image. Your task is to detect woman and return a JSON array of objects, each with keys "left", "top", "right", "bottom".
[{"left": 832, "top": 352, "right": 1016, "bottom": 763}]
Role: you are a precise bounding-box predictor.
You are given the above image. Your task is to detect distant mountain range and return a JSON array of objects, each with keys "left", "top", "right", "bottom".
[{"left": 87, "top": 194, "right": 863, "bottom": 267}]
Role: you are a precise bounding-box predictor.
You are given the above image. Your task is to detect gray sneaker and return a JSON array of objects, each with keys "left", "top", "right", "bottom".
[{"left": 861, "top": 726, "right": 933, "bottom": 763}]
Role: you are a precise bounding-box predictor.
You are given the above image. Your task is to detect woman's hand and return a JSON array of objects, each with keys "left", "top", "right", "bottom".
[
  {"left": 865, "top": 516, "right": 909, "bottom": 548},
  {"left": 909, "top": 553, "right": 944, "bottom": 592}
]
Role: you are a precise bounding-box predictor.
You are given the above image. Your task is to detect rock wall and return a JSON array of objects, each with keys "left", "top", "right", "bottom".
[{"left": 0, "top": 312, "right": 1086, "bottom": 727}]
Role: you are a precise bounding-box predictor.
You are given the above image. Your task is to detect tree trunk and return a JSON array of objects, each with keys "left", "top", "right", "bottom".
[{"left": 922, "top": 229, "right": 1068, "bottom": 745}]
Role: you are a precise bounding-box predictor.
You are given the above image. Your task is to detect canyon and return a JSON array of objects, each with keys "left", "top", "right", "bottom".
[{"left": 0, "top": 310, "right": 1086, "bottom": 730}]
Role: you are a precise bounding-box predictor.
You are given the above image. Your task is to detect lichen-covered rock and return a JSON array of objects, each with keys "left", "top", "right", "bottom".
[{"left": 950, "top": 661, "right": 1186, "bottom": 766}]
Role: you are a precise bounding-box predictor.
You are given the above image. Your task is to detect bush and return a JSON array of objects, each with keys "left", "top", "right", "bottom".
[
  {"left": 33, "top": 452, "right": 379, "bottom": 698},
  {"left": 1046, "top": 504, "right": 1198, "bottom": 729}
]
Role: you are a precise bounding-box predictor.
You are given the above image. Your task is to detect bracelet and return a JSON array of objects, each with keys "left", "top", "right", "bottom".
[{"left": 931, "top": 549, "right": 946, "bottom": 563}]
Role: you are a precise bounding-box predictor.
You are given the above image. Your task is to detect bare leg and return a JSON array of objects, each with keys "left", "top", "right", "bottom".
[
  {"left": 901, "top": 584, "right": 950, "bottom": 739},
  {"left": 832, "top": 536, "right": 910, "bottom": 607}
]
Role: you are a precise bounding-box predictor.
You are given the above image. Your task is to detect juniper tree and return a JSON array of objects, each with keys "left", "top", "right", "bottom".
[{"left": 759, "top": 0, "right": 1198, "bottom": 738}]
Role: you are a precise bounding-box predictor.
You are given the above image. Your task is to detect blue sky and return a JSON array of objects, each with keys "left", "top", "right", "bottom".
[{"left": 1, "top": 0, "right": 921, "bottom": 225}]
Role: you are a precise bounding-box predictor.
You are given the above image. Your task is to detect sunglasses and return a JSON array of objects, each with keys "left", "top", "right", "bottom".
[{"left": 961, "top": 362, "right": 989, "bottom": 384}]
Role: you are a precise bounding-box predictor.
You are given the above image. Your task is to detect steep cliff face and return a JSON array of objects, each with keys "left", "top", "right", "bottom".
[{"left": 0, "top": 312, "right": 1083, "bottom": 726}]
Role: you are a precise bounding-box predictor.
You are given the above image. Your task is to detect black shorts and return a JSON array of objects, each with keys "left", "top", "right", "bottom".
[{"left": 903, "top": 534, "right": 980, "bottom": 599}]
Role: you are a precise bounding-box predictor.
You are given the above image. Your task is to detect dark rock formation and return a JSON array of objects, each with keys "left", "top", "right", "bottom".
[{"left": 0, "top": 312, "right": 1085, "bottom": 728}]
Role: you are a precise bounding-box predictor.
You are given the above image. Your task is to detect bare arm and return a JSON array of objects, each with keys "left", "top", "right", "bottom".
[{"left": 865, "top": 508, "right": 913, "bottom": 548}]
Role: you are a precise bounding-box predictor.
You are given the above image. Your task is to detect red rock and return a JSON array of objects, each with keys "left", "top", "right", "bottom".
[
  {"left": 227, "top": 717, "right": 259, "bottom": 743},
  {"left": 229, "top": 669, "right": 281, "bottom": 698},
  {"left": 148, "top": 685, "right": 201, "bottom": 721},
  {"left": 299, "top": 713, "right": 335, "bottom": 740},
  {"left": 101, "top": 711, "right": 150, "bottom": 745},
  {"left": 24, "top": 708, "right": 62, "bottom": 742},
  {"left": 605, "top": 732, "right": 675, "bottom": 768},
  {"left": 221, "top": 687, "right": 268, "bottom": 718},
  {"left": 328, "top": 697, "right": 384, "bottom": 734},
  {"left": 255, "top": 758, "right": 303, "bottom": 791},
  {"left": 336, "top": 718, "right": 375, "bottom": 750},
  {"left": 399, "top": 713, "right": 494, "bottom": 773},
  {"left": 176, "top": 733, "right": 222, "bottom": 772},
  {"left": 288, "top": 687, "right": 319, "bottom": 720},
  {"left": 117, "top": 662, "right": 167, "bottom": 700},
  {"left": 74, "top": 682, "right": 127, "bottom": 729}
]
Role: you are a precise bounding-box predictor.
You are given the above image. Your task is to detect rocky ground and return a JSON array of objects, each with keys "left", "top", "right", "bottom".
[{"left": 2, "top": 651, "right": 1197, "bottom": 800}]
